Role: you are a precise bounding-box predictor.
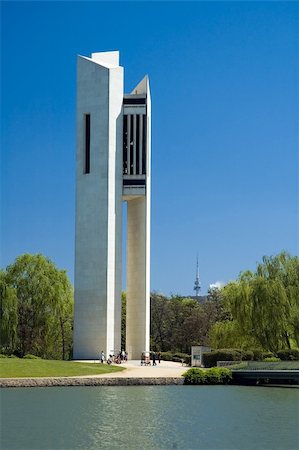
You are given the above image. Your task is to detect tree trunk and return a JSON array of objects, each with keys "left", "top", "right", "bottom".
[
  {"left": 285, "top": 331, "right": 291, "bottom": 349},
  {"left": 60, "top": 317, "right": 65, "bottom": 360}
]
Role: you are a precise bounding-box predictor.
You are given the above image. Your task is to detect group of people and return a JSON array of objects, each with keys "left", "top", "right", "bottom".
[
  {"left": 140, "top": 351, "right": 161, "bottom": 366},
  {"left": 100, "top": 349, "right": 162, "bottom": 366},
  {"left": 100, "top": 350, "right": 128, "bottom": 364},
  {"left": 151, "top": 351, "right": 161, "bottom": 365}
]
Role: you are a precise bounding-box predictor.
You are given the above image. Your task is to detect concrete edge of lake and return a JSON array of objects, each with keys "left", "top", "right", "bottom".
[{"left": 0, "top": 377, "right": 184, "bottom": 388}]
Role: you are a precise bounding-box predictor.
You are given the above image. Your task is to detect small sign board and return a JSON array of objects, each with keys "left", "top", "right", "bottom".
[{"left": 191, "top": 346, "right": 211, "bottom": 367}]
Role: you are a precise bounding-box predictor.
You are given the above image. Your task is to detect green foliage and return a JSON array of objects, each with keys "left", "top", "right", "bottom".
[
  {"left": 183, "top": 367, "right": 232, "bottom": 385},
  {"left": 217, "top": 253, "right": 299, "bottom": 352},
  {"left": 261, "top": 352, "right": 274, "bottom": 360},
  {"left": 150, "top": 290, "right": 227, "bottom": 354},
  {"left": 159, "top": 352, "right": 173, "bottom": 361},
  {"left": 172, "top": 353, "right": 191, "bottom": 365},
  {"left": 263, "top": 357, "right": 281, "bottom": 362},
  {"left": 202, "top": 349, "right": 254, "bottom": 367},
  {"left": 209, "top": 320, "right": 260, "bottom": 350},
  {"left": 23, "top": 354, "right": 41, "bottom": 359},
  {"left": 183, "top": 368, "right": 207, "bottom": 384},
  {"left": 3, "top": 253, "right": 74, "bottom": 360},
  {"left": 276, "top": 349, "right": 299, "bottom": 361},
  {"left": 240, "top": 350, "right": 254, "bottom": 361},
  {"left": 207, "top": 367, "right": 232, "bottom": 384},
  {"left": 251, "top": 349, "right": 264, "bottom": 361},
  {"left": 202, "top": 349, "right": 240, "bottom": 368},
  {"left": 160, "top": 352, "right": 191, "bottom": 365},
  {"left": 0, "top": 271, "right": 18, "bottom": 353}
]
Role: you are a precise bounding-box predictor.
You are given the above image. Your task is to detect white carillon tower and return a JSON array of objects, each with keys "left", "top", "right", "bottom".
[{"left": 73, "top": 51, "right": 151, "bottom": 360}]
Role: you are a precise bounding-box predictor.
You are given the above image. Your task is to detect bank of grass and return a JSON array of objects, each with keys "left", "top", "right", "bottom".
[{"left": 0, "top": 358, "right": 125, "bottom": 378}]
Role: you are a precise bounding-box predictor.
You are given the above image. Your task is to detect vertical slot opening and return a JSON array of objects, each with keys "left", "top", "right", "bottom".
[
  {"left": 136, "top": 115, "right": 140, "bottom": 175},
  {"left": 130, "top": 118, "right": 134, "bottom": 175},
  {"left": 84, "top": 114, "right": 90, "bottom": 174},
  {"left": 123, "top": 115, "right": 128, "bottom": 174},
  {"left": 142, "top": 115, "right": 147, "bottom": 174}
]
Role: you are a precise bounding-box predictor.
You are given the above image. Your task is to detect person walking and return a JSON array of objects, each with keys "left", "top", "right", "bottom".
[
  {"left": 152, "top": 352, "right": 157, "bottom": 366},
  {"left": 100, "top": 350, "right": 105, "bottom": 364},
  {"left": 157, "top": 352, "right": 161, "bottom": 364}
]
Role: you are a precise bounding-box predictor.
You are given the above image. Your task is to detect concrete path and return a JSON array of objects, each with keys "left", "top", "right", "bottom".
[
  {"left": 0, "top": 360, "right": 188, "bottom": 387},
  {"left": 74, "top": 359, "right": 187, "bottom": 378}
]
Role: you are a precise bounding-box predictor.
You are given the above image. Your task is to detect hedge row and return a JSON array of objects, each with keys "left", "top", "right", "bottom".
[
  {"left": 183, "top": 367, "right": 232, "bottom": 385},
  {"left": 160, "top": 352, "right": 191, "bottom": 365},
  {"left": 0, "top": 354, "right": 41, "bottom": 359},
  {"left": 202, "top": 348, "right": 299, "bottom": 367},
  {"left": 276, "top": 349, "right": 299, "bottom": 361},
  {"left": 202, "top": 349, "right": 253, "bottom": 368}
]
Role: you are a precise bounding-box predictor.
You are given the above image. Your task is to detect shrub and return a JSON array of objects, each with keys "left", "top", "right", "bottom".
[
  {"left": 276, "top": 349, "right": 299, "bottom": 361},
  {"left": 160, "top": 352, "right": 173, "bottom": 361},
  {"left": 208, "top": 367, "right": 232, "bottom": 384},
  {"left": 160, "top": 352, "right": 191, "bottom": 365},
  {"left": 202, "top": 349, "right": 241, "bottom": 368},
  {"left": 23, "top": 354, "right": 41, "bottom": 359},
  {"left": 0, "top": 354, "right": 8, "bottom": 358},
  {"left": 173, "top": 353, "right": 191, "bottom": 365},
  {"left": 262, "top": 352, "right": 274, "bottom": 360},
  {"left": 239, "top": 350, "right": 254, "bottom": 361},
  {"left": 183, "top": 367, "right": 232, "bottom": 385},
  {"left": 183, "top": 368, "right": 207, "bottom": 384},
  {"left": 263, "top": 357, "right": 281, "bottom": 362},
  {"left": 251, "top": 349, "right": 264, "bottom": 361}
]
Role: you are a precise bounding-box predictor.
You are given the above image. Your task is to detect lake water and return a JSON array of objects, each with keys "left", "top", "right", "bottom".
[{"left": 1, "top": 386, "right": 298, "bottom": 450}]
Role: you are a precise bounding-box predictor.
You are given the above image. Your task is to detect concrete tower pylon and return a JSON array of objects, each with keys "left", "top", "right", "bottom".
[
  {"left": 125, "top": 76, "right": 151, "bottom": 360},
  {"left": 73, "top": 51, "right": 151, "bottom": 360}
]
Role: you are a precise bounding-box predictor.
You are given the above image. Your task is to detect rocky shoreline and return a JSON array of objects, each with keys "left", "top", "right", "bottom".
[{"left": 0, "top": 377, "right": 184, "bottom": 388}]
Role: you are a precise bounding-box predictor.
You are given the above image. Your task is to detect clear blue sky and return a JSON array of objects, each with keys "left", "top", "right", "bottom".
[{"left": 1, "top": 1, "right": 298, "bottom": 295}]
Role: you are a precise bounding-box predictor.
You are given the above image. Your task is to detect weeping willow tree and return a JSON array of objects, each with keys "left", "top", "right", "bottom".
[
  {"left": 0, "top": 271, "right": 18, "bottom": 353},
  {"left": 3, "top": 254, "right": 74, "bottom": 359},
  {"left": 210, "top": 252, "right": 299, "bottom": 352}
]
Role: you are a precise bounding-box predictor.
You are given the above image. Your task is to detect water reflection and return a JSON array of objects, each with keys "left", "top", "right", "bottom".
[{"left": 1, "top": 386, "right": 298, "bottom": 449}]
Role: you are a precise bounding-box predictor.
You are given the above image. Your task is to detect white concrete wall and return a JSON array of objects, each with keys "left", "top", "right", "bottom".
[
  {"left": 108, "top": 67, "right": 123, "bottom": 355},
  {"left": 74, "top": 53, "right": 151, "bottom": 361},
  {"left": 73, "top": 54, "right": 123, "bottom": 359},
  {"left": 126, "top": 197, "right": 148, "bottom": 359}
]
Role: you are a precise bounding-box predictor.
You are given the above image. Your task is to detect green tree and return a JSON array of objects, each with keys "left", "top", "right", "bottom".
[
  {"left": 0, "top": 271, "right": 18, "bottom": 353},
  {"left": 150, "top": 292, "right": 170, "bottom": 352},
  {"left": 5, "top": 253, "right": 74, "bottom": 359},
  {"left": 221, "top": 252, "right": 299, "bottom": 352},
  {"left": 150, "top": 294, "right": 220, "bottom": 353},
  {"left": 209, "top": 320, "right": 260, "bottom": 349}
]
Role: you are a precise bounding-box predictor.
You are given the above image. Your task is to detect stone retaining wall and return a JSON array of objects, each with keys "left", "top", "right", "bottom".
[{"left": 0, "top": 377, "right": 184, "bottom": 388}]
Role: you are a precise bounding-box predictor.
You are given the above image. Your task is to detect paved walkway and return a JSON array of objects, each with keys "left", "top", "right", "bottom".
[
  {"left": 74, "top": 359, "right": 187, "bottom": 378},
  {"left": 1, "top": 360, "right": 187, "bottom": 387}
]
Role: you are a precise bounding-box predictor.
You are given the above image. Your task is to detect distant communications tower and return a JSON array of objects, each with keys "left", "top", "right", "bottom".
[{"left": 193, "top": 256, "right": 201, "bottom": 297}]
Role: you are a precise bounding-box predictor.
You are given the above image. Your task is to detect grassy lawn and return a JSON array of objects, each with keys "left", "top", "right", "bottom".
[{"left": 0, "top": 359, "right": 125, "bottom": 378}]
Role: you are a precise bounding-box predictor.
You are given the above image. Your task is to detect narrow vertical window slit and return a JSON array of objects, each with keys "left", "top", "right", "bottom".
[
  {"left": 84, "top": 114, "right": 90, "bottom": 174},
  {"left": 123, "top": 115, "right": 128, "bottom": 174},
  {"left": 136, "top": 115, "right": 140, "bottom": 175},
  {"left": 142, "top": 115, "right": 147, "bottom": 174}
]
